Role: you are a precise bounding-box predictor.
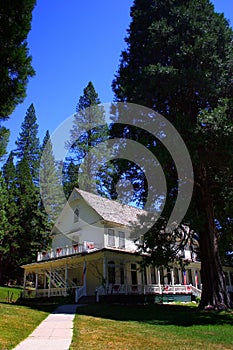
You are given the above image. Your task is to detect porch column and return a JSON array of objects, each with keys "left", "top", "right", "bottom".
[
  {"left": 171, "top": 269, "right": 174, "bottom": 286},
  {"left": 124, "top": 263, "right": 128, "bottom": 294},
  {"left": 43, "top": 270, "right": 47, "bottom": 289},
  {"left": 35, "top": 272, "right": 38, "bottom": 297},
  {"left": 23, "top": 270, "right": 27, "bottom": 291},
  {"left": 103, "top": 256, "right": 107, "bottom": 284},
  {"left": 48, "top": 267, "right": 51, "bottom": 297},
  {"left": 65, "top": 264, "right": 68, "bottom": 295},
  {"left": 158, "top": 268, "right": 162, "bottom": 293},
  {"left": 228, "top": 272, "right": 232, "bottom": 289}
]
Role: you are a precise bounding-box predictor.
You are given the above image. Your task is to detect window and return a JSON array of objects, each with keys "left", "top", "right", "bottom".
[
  {"left": 108, "top": 229, "right": 115, "bottom": 247},
  {"left": 74, "top": 208, "right": 79, "bottom": 223},
  {"left": 120, "top": 263, "right": 124, "bottom": 284},
  {"left": 131, "top": 264, "right": 137, "bottom": 285},
  {"left": 118, "top": 231, "right": 125, "bottom": 248},
  {"left": 173, "top": 268, "right": 179, "bottom": 284},
  {"left": 150, "top": 266, "right": 156, "bottom": 284},
  {"left": 108, "top": 261, "right": 115, "bottom": 284}
]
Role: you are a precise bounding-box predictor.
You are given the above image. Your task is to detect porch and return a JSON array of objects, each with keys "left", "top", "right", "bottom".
[{"left": 22, "top": 283, "right": 201, "bottom": 303}]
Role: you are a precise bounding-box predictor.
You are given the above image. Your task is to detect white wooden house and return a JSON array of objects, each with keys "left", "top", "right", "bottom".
[{"left": 22, "top": 188, "right": 233, "bottom": 302}]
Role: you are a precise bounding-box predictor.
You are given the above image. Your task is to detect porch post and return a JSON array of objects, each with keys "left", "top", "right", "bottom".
[
  {"left": 158, "top": 268, "right": 161, "bottom": 294},
  {"left": 103, "top": 256, "right": 107, "bottom": 289},
  {"left": 228, "top": 271, "right": 232, "bottom": 289},
  {"left": 48, "top": 267, "right": 51, "bottom": 297},
  {"left": 35, "top": 272, "right": 38, "bottom": 297},
  {"left": 171, "top": 269, "right": 174, "bottom": 285},
  {"left": 23, "top": 270, "right": 27, "bottom": 292},
  {"left": 124, "top": 262, "right": 128, "bottom": 294},
  {"left": 65, "top": 263, "right": 68, "bottom": 296},
  {"left": 43, "top": 270, "right": 47, "bottom": 289}
]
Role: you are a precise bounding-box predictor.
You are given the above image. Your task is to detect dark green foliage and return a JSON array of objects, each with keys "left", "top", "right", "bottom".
[
  {"left": 0, "top": 0, "right": 35, "bottom": 159},
  {"left": 137, "top": 217, "right": 194, "bottom": 269},
  {"left": 0, "top": 126, "right": 10, "bottom": 160},
  {"left": 15, "top": 157, "right": 50, "bottom": 265},
  {"left": 40, "top": 130, "right": 64, "bottom": 223},
  {"left": 113, "top": 0, "right": 233, "bottom": 309},
  {"left": 15, "top": 104, "right": 41, "bottom": 181},
  {"left": 0, "top": 0, "right": 36, "bottom": 120},
  {"left": 64, "top": 82, "right": 111, "bottom": 196},
  {"left": 1, "top": 108, "right": 51, "bottom": 283}
]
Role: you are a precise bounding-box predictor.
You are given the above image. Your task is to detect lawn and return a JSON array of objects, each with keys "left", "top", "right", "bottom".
[
  {"left": 0, "top": 286, "right": 22, "bottom": 303},
  {"left": 70, "top": 303, "right": 233, "bottom": 350},
  {"left": 0, "top": 289, "right": 60, "bottom": 350}
]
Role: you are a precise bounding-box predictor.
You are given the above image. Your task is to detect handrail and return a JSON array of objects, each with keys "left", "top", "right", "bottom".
[{"left": 75, "top": 286, "right": 86, "bottom": 303}]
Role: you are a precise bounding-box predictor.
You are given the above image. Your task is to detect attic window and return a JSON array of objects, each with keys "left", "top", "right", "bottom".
[{"left": 74, "top": 208, "right": 79, "bottom": 223}]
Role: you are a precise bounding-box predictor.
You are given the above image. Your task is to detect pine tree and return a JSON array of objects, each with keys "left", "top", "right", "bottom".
[
  {"left": 15, "top": 104, "right": 41, "bottom": 181},
  {"left": 113, "top": 0, "right": 233, "bottom": 309},
  {"left": 40, "top": 130, "right": 64, "bottom": 223},
  {"left": 15, "top": 156, "right": 50, "bottom": 265},
  {"left": 0, "top": 0, "right": 35, "bottom": 157},
  {"left": 2, "top": 152, "right": 20, "bottom": 282},
  {"left": 0, "top": 172, "right": 10, "bottom": 284},
  {"left": 65, "top": 82, "right": 110, "bottom": 195}
]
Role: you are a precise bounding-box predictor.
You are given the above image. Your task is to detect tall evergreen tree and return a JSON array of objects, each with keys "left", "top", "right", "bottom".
[
  {"left": 15, "top": 156, "right": 50, "bottom": 266},
  {"left": 1, "top": 152, "right": 20, "bottom": 282},
  {"left": 113, "top": 0, "right": 233, "bottom": 309},
  {"left": 0, "top": 172, "right": 10, "bottom": 284},
  {"left": 0, "top": 0, "right": 35, "bottom": 157},
  {"left": 40, "top": 130, "right": 64, "bottom": 223},
  {"left": 15, "top": 104, "right": 41, "bottom": 181},
  {"left": 64, "top": 82, "right": 111, "bottom": 195}
]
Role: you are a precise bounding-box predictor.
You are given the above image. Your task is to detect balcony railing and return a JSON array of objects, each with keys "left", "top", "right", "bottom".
[{"left": 37, "top": 242, "right": 102, "bottom": 262}]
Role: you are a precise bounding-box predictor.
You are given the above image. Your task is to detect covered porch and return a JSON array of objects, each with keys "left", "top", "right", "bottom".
[{"left": 21, "top": 249, "right": 203, "bottom": 302}]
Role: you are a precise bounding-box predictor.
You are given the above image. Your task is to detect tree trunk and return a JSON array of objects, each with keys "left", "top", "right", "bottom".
[{"left": 196, "top": 165, "right": 231, "bottom": 310}]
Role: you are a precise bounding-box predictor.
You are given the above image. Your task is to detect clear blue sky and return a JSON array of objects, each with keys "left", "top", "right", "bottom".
[{"left": 4, "top": 0, "right": 233, "bottom": 155}]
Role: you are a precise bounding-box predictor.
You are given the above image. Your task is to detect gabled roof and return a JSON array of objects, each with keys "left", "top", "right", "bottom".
[{"left": 74, "top": 188, "right": 148, "bottom": 227}]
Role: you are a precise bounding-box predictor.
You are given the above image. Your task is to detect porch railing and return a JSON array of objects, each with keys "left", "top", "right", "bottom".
[{"left": 96, "top": 284, "right": 202, "bottom": 297}]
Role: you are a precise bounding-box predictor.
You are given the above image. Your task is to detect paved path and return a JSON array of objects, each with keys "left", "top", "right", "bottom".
[{"left": 13, "top": 304, "right": 78, "bottom": 350}]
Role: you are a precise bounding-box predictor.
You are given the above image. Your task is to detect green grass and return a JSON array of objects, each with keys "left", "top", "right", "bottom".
[
  {"left": 71, "top": 303, "right": 233, "bottom": 350},
  {"left": 0, "top": 297, "right": 59, "bottom": 350},
  {"left": 0, "top": 286, "right": 22, "bottom": 303}
]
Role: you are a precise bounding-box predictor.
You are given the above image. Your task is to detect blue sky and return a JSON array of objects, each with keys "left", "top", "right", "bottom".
[{"left": 3, "top": 0, "right": 233, "bottom": 155}]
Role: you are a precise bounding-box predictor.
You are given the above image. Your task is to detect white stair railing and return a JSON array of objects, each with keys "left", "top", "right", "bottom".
[{"left": 75, "top": 286, "right": 86, "bottom": 303}]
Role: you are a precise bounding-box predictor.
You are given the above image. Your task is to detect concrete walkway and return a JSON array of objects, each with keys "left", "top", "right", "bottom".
[{"left": 13, "top": 304, "right": 78, "bottom": 350}]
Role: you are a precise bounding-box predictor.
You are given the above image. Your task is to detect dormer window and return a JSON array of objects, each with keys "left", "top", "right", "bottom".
[{"left": 74, "top": 208, "right": 79, "bottom": 223}]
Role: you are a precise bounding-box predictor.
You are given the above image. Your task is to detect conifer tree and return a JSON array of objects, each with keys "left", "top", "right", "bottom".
[
  {"left": 40, "top": 130, "right": 64, "bottom": 223},
  {"left": 2, "top": 152, "right": 20, "bottom": 282},
  {"left": 0, "top": 173, "right": 10, "bottom": 284},
  {"left": 0, "top": 0, "right": 35, "bottom": 157},
  {"left": 113, "top": 0, "right": 233, "bottom": 309},
  {"left": 65, "top": 82, "right": 110, "bottom": 195},
  {"left": 15, "top": 104, "right": 41, "bottom": 181},
  {"left": 15, "top": 156, "right": 50, "bottom": 265}
]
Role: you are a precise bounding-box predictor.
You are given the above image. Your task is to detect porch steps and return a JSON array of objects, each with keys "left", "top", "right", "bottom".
[{"left": 45, "top": 271, "right": 76, "bottom": 289}]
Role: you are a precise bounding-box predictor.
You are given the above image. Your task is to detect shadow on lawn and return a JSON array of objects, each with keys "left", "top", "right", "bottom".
[{"left": 76, "top": 303, "right": 233, "bottom": 327}]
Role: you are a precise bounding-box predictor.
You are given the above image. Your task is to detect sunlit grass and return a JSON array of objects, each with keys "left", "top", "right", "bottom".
[
  {"left": 0, "top": 301, "right": 57, "bottom": 349},
  {"left": 71, "top": 303, "right": 233, "bottom": 350}
]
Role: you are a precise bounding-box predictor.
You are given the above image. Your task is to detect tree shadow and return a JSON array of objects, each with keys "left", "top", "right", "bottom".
[{"left": 76, "top": 303, "right": 233, "bottom": 327}]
